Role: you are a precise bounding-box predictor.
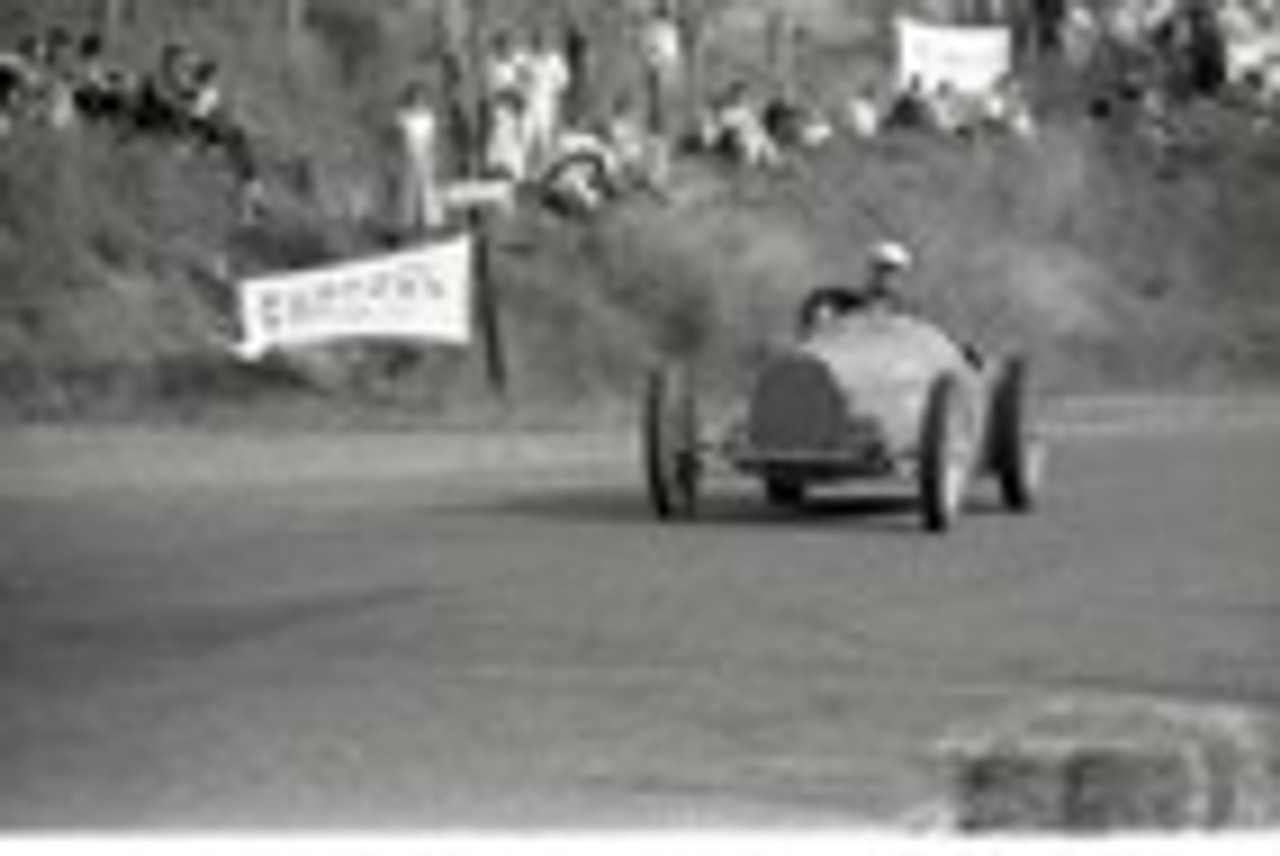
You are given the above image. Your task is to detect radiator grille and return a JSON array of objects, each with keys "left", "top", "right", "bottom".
[{"left": 748, "top": 354, "right": 854, "bottom": 456}]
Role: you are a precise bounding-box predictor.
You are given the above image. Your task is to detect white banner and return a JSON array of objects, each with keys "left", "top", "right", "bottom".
[
  {"left": 1229, "top": 31, "right": 1280, "bottom": 85},
  {"left": 897, "top": 16, "right": 1013, "bottom": 96},
  {"left": 236, "top": 236, "right": 474, "bottom": 360}
]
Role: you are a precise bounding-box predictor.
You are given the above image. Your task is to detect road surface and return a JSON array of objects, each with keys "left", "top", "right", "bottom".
[{"left": 1, "top": 401, "right": 1278, "bottom": 829}]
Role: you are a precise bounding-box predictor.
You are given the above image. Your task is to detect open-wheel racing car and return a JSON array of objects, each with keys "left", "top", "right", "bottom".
[{"left": 642, "top": 291, "right": 1047, "bottom": 533}]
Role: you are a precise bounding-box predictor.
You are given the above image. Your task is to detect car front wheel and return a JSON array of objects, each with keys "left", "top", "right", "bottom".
[
  {"left": 988, "top": 356, "right": 1046, "bottom": 513},
  {"left": 919, "top": 373, "right": 972, "bottom": 534}
]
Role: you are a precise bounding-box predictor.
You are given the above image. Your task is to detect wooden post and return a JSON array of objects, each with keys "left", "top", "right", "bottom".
[
  {"left": 461, "top": 0, "right": 508, "bottom": 401},
  {"left": 472, "top": 213, "right": 508, "bottom": 400}
]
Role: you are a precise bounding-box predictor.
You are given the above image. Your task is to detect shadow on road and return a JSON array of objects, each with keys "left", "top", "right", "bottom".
[{"left": 462, "top": 482, "right": 950, "bottom": 535}]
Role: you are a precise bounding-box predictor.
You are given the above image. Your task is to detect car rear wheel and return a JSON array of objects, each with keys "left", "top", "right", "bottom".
[
  {"left": 988, "top": 356, "right": 1046, "bottom": 513},
  {"left": 919, "top": 374, "right": 972, "bottom": 534},
  {"left": 643, "top": 364, "right": 702, "bottom": 521}
]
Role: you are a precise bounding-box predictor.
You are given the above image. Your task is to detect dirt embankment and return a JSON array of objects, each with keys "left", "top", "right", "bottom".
[{"left": 3, "top": 0, "right": 1280, "bottom": 425}]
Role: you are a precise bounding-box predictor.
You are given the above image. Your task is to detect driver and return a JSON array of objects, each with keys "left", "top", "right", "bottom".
[
  {"left": 799, "top": 241, "right": 915, "bottom": 334},
  {"left": 863, "top": 240, "right": 913, "bottom": 306}
]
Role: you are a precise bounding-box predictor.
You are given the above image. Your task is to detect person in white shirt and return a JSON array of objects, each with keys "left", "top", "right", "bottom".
[
  {"left": 639, "top": 2, "right": 684, "bottom": 135},
  {"left": 711, "top": 82, "right": 779, "bottom": 167},
  {"left": 1062, "top": 1, "right": 1101, "bottom": 69},
  {"left": 397, "top": 81, "right": 444, "bottom": 235},
  {"left": 484, "top": 31, "right": 527, "bottom": 104},
  {"left": 523, "top": 31, "right": 572, "bottom": 176},
  {"left": 486, "top": 87, "right": 531, "bottom": 182},
  {"left": 484, "top": 32, "right": 534, "bottom": 183}
]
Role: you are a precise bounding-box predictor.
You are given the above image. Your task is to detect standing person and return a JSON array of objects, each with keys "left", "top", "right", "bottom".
[
  {"left": 396, "top": 80, "right": 444, "bottom": 237},
  {"left": 31, "top": 28, "right": 78, "bottom": 129},
  {"left": 1183, "top": 0, "right": 1228, "bottom": 98},
  {"left": 0, "top": 42, "right": 39, "bottom": 134},
  {"left": 438, "top": 50, "right": 474, "bottom": 179},
  {"left": 485, "top": 86, "right": 531, "bottom": 182},
  {"left": 483, "top": 31, "right": 533, "bottom": 182},
  {"left": 523, "top": 28, "right": 572, "bottom": 176},
  {"left": 1031, "top": 0, "right": 1068, "bottom": 56},
  {"left": 1062, "top": 2, "right": 1101, "bottom": 70},
  {"left": 484, "top": 30, "right": 533, "bottom": 117},
  {"left": 638, "top": 0, "right": 684, "bottom": 137}
]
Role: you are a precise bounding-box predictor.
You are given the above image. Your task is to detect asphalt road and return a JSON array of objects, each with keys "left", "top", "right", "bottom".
[{"left": 1, "top": 402, "right": 1278, "bottom": 830}]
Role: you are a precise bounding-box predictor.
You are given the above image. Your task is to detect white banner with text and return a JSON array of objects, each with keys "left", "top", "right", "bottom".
[
  {"left": 236, "top": 236, "right": 473, "bottom": 360},
  {"left": 897, "top": 17, "right": 1013, "bottom": 96}
]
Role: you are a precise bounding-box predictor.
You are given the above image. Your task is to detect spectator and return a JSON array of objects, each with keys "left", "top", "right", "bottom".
[
  {"left": 930, "top": 82, "right": 971, "bottom": 136},
  {"left": 538, "top": 129, "right": 622, "bottom": 217},
  {"left": 0, "top": 47, "right": 37, "bottom": 135},
  {"left": 762, "top": 94, "right": 833, "bottom": 150},
  {"left": 483, "top": 31, "right": 533, "bottom": 181},
  {"left": 484, "top": 31, "right": 528, "bottom": 107},
  {"left": 28, "top": 28, "right": 78, "bottom": 129},
  {"left": 1030, "top": 0, "right": 1068, "bottom": 57},
  {"left": 883, "top": 76, "right": 933, "bottom": 131},
  {"left": 123, "top": 42, "right": 262, "bottom": 209},
  {"left": 187, "top": 58, "right": 225, "bottom": 122},
  {"left": 523, "top": 29, "right": 572, "bottom": 176},
  {"left": 134, "top": 43, "right": 198, "bottom": 135},
  {"left": 639, "top": 0, "right": 684, "bottom": 136},
  {"left": 395, "top": 80, "right": 444, "bottom": 235},
  {"left": 70, "top": 33, "right": 132, "bottom": 125},
  {"left": 704, "top": 82, "right": 780, "bottom": 167},
  {"left": 847, "top": 85, "right": 885, "bottom": 139},
  {"left": 1182, "top": 1, "right": 1229, "bottom": 98},
  {"left": 605, "top": 97, "right": 671, "bottom": 195},
  {"left": 1063, "top": 2, "right": 1102, "bottom": 69},
  {"left": 438, "top": 51, "right": 474, "bottom": 179},
  {"left": 486, "top": 87, "right": 531, "bottom": 182}
]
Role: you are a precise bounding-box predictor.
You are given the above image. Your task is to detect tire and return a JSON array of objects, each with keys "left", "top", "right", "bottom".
[
  {"left": 643, "top": 364, "right": 701, "bottom": 520},
  {"left": 919, "top": 374, "right": 971, "bottom": 534},
  {"left": 988, "top": 356, "right": 1046, "bottom": 513},
  {"left": 764, "top": 478, "right": 807, "bottom": 509}
]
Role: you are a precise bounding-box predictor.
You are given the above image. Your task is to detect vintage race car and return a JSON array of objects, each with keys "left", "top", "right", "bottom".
[{"left": 642, "top": 298, "right": 1047, "bottom": 533}]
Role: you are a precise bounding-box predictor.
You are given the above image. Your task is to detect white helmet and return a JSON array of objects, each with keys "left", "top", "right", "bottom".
[{"left": 870, "top": 241, "right": 914, "bottom": 272}]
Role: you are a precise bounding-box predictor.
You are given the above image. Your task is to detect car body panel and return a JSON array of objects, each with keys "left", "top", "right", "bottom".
[{"left": 725, "top": 310, "right": 985, "bottom": 481}]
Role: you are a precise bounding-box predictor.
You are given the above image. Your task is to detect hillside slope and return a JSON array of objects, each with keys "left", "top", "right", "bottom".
[{"left": 2, "top": 0, "right": 1280, "bottom": 423}]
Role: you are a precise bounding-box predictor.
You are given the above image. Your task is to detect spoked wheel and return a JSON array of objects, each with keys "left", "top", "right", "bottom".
[
  {"left": 987, "top": 356, "right": 1047, "bottom": 513},
  {"left": 919, "top": 373, "right": 973, "bottom": 534},
  {"left": 764, "top": 478, "right": 807, "bottom": 510},
  {"left": 643, "top": 364, "right": 702, "bottom": 521}
]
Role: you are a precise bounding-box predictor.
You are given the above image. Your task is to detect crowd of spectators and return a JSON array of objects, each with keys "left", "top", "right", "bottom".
[
  {"left": 468, "top": 11, "right": 681, "bottom": 221},
  {"left": 0, "top": 27, "right": 260, "bottom": 207},
  {"left": 1081, "top": 0, "right": 1280, "bottom": 114},
  {"left": 481, "top": 28, "right": 573, "bottom": 185},
  {"left": 480, "top": 9, "right": 1036, "bottom": 221},
  {"left": 852, "top": 74, "right": 1038, "bottom": 141}
]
